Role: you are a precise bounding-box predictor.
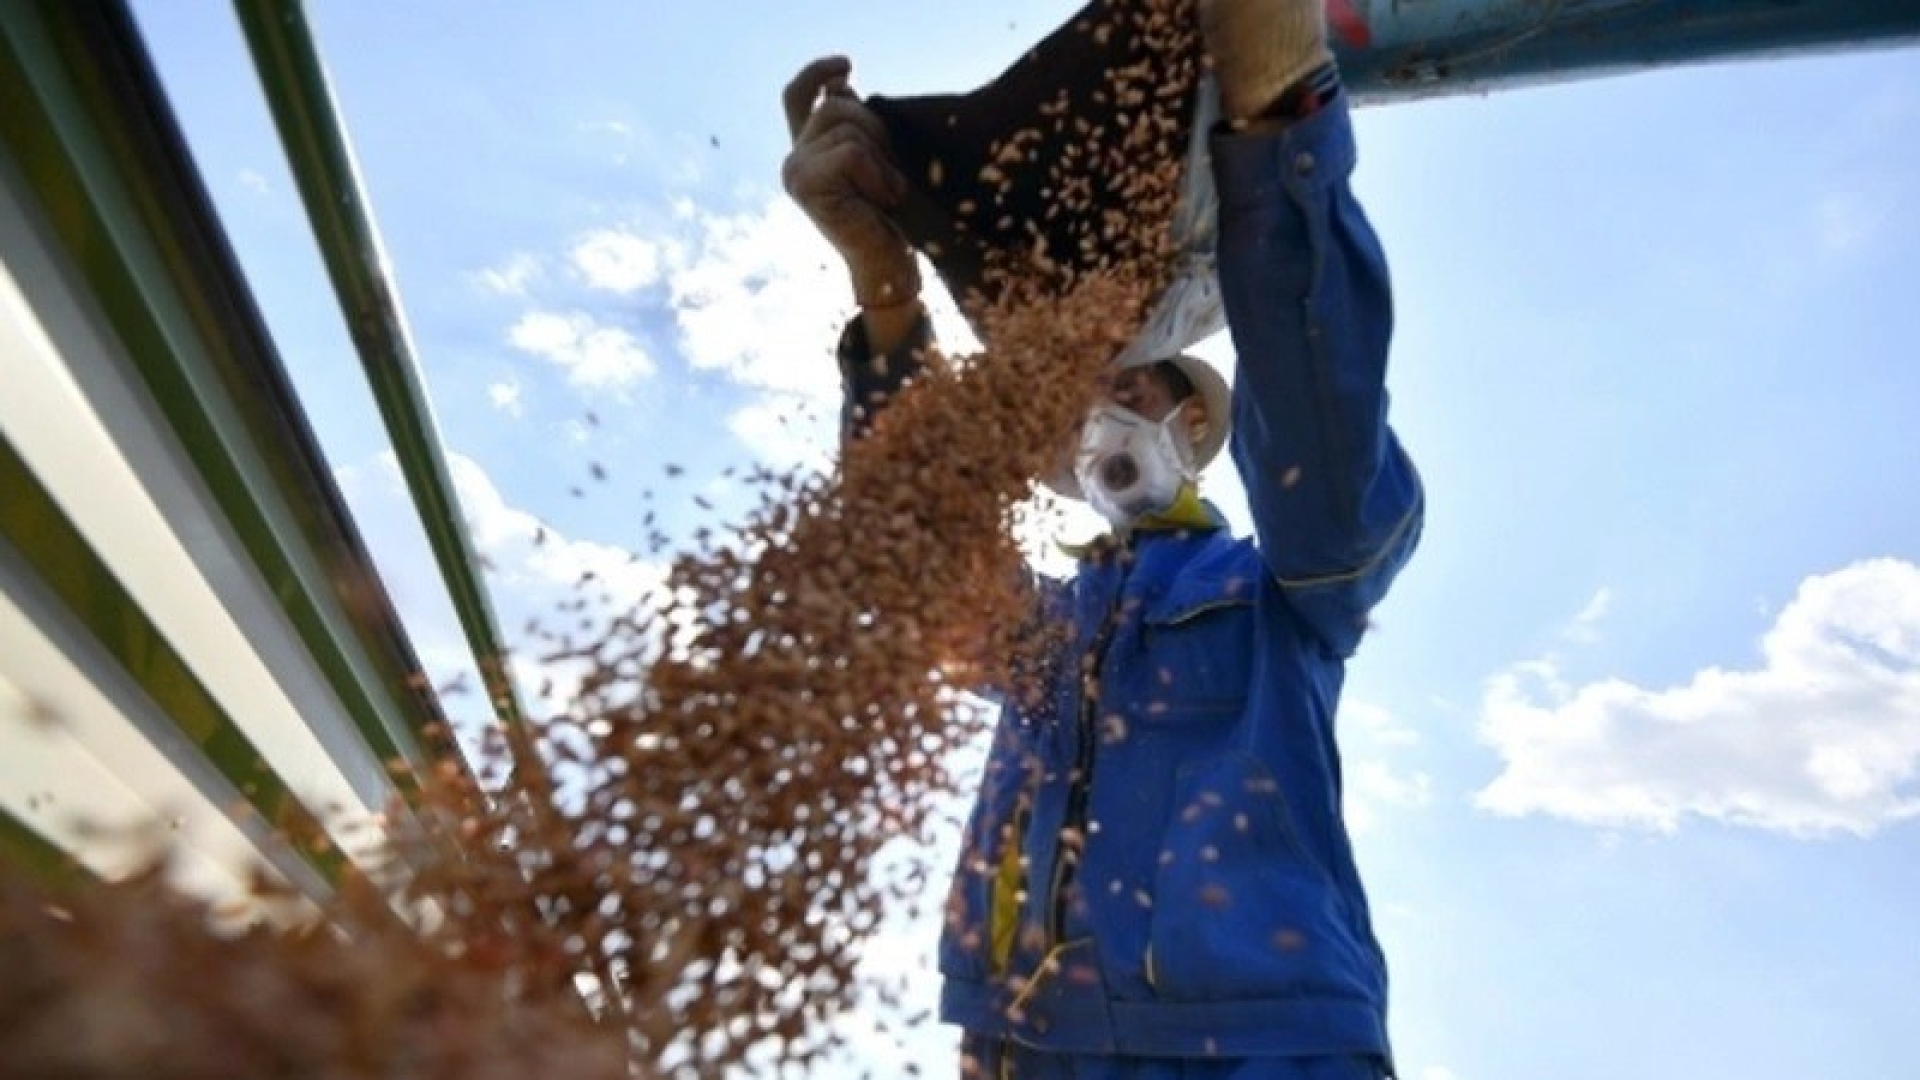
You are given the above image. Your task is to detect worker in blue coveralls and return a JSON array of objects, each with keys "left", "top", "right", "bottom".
[{"left": 783, "top": 0, "right": 1422, "bottom": 1076}]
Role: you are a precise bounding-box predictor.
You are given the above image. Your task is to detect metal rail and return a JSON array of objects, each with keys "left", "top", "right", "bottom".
[
  {"left": 232, "top": 0, "right": 530, "bottom": 730},
  {"left": 1, "top": 432, "right": 346, "bottom": 893},
  {"left": 1, "top": 0, "right": 472, "bottom": 893},
  {"left": 0, "top": 806, "right": 99, "bottom": 891}
]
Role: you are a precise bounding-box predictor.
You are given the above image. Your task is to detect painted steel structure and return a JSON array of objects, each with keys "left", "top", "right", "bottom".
[
  {"left": 0, "top": 0, "right": 458, "bottom": 900},
  {"left": 1331, "top": 0, "right": 1920, "bottom": 100}
]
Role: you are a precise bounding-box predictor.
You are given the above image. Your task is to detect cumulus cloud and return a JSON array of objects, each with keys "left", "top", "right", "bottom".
[
  {"left": 474, "top": 253, "right": 543, "bottom": 297},
  {"left": 487, "top": 378, "right": 523, "bottom": 417},
  {"left": 577, "top": 118, "right": 633, "bottom": 140},
  {"left": 480, "top": 195, "right": 994, "bottom": 465},
  {"left": 664, "top": 197, "right": 982, "bottom": 403},
  {"left": 455, "top": 455, "right": 669, "bottom": 714},
  {"left": 338, "top": 453, "right": 666, "bottom": 723},
  {"left": 1347, "top": 698, "right": 1422, "bottom": 748},
  {"left": 570, "top": 227, "right": 663, "bottom": 294},
  {"left": 1476, "top": 558, "right": 1920, "bottom": 837},
  {"left": 448, "top": 454, "right": 662, "bottom": 613},
  {"left": 1347, "top": 759, "right": 1433, "bottom": 836},
  {"left": 656, "top": 196, "right": 984, "bottom": 475},
  {"left": 507, "top": 310, "right": 654, "bottom": 390},
  {"left": 1563, "top": 587, "right": 1611, "bottom": 645},
  {"left": 665, "top": 199, "right": 850, "bottom": 399},
  {"left": 725, "top": 396, "right": 836, "bottom": 476},
  {"left": 1341, "top": 700, "right": 1433, "bottom": 836}
]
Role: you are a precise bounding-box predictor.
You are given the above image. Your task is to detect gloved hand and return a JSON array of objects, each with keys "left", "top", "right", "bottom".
[
  {"left": 782, "top": 56, "right": 921, "bottom": 310},
  {"left": 1198, "top": 0, "right": 1333, "bottom": 125}
]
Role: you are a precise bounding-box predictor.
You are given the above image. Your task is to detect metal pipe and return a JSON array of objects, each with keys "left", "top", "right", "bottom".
[
  {"left": 231, "top": 0, "right": 529, "bottom": 731},
  {"left": 1330, "top": 0, "right": 1920, "bottom": 101}
]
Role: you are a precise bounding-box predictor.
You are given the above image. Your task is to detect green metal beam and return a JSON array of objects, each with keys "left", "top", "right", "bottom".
[
  {"left": 233, "top": 0, "right": 529, "bottom": 729},
  {"left": 0, "top": 0, "right": 456, "bottom": 791},
  {"left": 0, "top": 806, "right": 99, "bottom": 891},
  {"left": 0, "top": 431, "right": 348, "bottom": 892}
]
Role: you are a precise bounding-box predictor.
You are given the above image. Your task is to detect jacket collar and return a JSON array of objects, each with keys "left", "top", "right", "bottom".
[{"left": 1057, "top": 484, "right": 1225, "bottom": 561}]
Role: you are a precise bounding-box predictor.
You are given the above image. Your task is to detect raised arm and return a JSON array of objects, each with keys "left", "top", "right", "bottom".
[
  {"left": 1211, "top": 84, "right": 1424, "bottom": 657},
  {"left": 780, "top": 55, "right": 939, "bottom": 443}
]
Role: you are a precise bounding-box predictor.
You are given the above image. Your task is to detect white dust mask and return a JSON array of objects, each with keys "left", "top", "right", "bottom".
[{"left": 1072, "top": 402, "right": 1198, "bottom": 527}]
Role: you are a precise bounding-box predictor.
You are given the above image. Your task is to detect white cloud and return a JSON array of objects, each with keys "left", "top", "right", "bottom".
[
  {"left": 1573, "top": 587, "right": 1611, "bottom": 626},
  {"left": 337, "top": 453, "right": 667, "bottom": 726},
  {"left": 561, "top": 417, "right": 595, "bottom": 446},
  {"left": 660, "top": 196, "right": 985, "bottom": 478},
  {"left": 1346, "top": 758, "right": 1433, "bottom": 836},
  {"left": 474, "top": 252, "right": 544, "bottom": 297},
  {"left": 664, "top": 197, "right": 983, "bottom": 404},
  {"left": 507, "top": 310, "right": 654, "bottom": 391},
  {"left": 725, "top": 395, "right": 836, "bottom": 475},
  {"left": 447, "top": 454, "right": 660, "bottom": 605},
  {"left": 1346, "top": 698, "right": 1421, "bottom": 748},
  {"left": 665, "top": 199, "right": 849, "bottom": 399},
  {"left": 447, "top": 455, "right": 668, "bottom": 711},
  {"left": 1563, "top": 587, "right": 1611, "bottom": 645},
  {"left": 577, "top": 118, "right": 633, "bottom": 140},
  {"left": 1418, "top": 1068, "right": 1461, "bottom": 1080},
  {"left": 1476, "top": 558, "right": 1920, "bottom": 837},
  {"left": 237, "top": 168, "right": 269, "bottom": 196},
  {"left": 487, "top": 378, "right": 523, "bottom": 417},
  {"left": 468, "top": 193, "right": 995, "bottom": 474},
  {"left": 570, "top": 227, "right": 662, "bottom": 294},
  {"left": 472, "top": 193, "right": 999, "bottom": 476},
  {"left": 1340, "top": 700, "right": 1432, "bottom": 836}
]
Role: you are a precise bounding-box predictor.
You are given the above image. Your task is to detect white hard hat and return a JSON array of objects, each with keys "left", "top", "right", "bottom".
[{"left": 1043, "top": 351, "right": 1233, "bottom": 500}]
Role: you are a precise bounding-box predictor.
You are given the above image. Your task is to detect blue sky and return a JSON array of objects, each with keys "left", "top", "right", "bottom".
[{"left": 130, "top": 4, "right": 1920, "bottom": 1079}]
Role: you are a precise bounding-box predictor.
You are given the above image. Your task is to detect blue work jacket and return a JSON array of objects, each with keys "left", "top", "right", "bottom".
[{"left": 839, "top": 91, "right": 1422, "bottom": 1062}]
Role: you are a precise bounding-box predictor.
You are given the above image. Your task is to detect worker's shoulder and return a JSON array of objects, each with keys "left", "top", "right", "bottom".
[
  {"left": 1194, "top": 525, "right": 1261, "bottom": 563},
  {"left": 1149, "top": 526, "right": 1264, "bottom": 583}
]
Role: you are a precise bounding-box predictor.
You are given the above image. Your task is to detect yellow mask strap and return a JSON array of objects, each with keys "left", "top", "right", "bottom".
[
  {"left": 1131, "top": 482, "right": 1218, "bottom": 532},
  {"left": 1055, "top": 483, "right": 1221, "bottom": 559}
]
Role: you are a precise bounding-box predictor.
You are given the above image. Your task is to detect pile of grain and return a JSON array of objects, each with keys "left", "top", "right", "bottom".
[
  {"left": 0, "top": 2, "right": 1203, "bottom": 1076},
  {"left": 0, "top": 868, "right": 631, "bottom": 1080}
]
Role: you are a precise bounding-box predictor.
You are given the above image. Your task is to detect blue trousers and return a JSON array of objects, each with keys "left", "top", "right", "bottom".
[{"left": 961, "top": 1035, "right": 1390, "bottom": 1080}]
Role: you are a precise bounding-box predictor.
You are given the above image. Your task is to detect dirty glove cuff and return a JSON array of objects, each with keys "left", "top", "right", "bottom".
[
  {"left": 837, "top": 308, "right": 934, "bottom": 442},
  {"left": 1201, "top": 0, "right": 1335, "bottom": 125}
]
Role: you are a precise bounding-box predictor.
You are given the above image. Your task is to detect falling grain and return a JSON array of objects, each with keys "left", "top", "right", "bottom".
[{"left": 0, "top": 2, "right": 1208, "bottom": 1077}]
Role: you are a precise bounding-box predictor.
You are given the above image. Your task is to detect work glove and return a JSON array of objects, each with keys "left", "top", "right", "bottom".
[
  {"left": 1198, "top": 0, "right": 1333, "bottom": 125},
  {"left": 782, "top": 56, "right": 922, "bottom": 310}
]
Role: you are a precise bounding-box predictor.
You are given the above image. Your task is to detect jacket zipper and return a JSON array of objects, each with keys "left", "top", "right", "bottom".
[{"left": 1047, "top": 581, "right": 1124, "bottom": 946}]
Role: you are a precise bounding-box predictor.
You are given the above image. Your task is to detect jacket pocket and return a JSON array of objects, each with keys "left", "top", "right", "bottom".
[
  {"left": 1145, "top": 752, "right": 1375, "bottom": 1002},
  {"left": 1138, "top": 579, "right": 1256, "bottom": 719}
]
